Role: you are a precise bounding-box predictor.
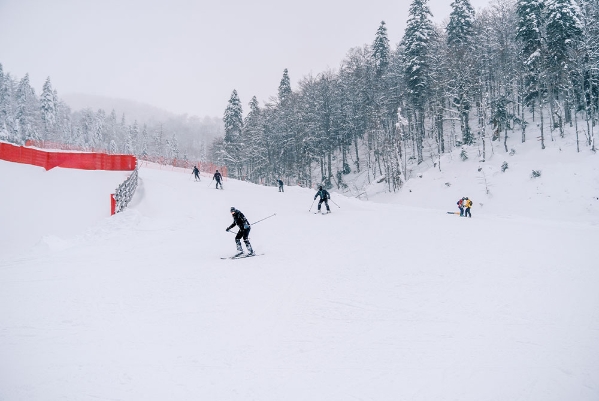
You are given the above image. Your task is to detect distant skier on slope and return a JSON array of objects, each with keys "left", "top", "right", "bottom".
[
  {"left": 314, "top": 185, "right": 331, "bottom": 214},
  {"left": 213, "top": 170, "right": 223, "bottom": 189},
  {"left": 192, "top": 166, "right": 200, "bottom": 181},
  {"left": 226, "top": 207, "right": 254, "bottom": 257},
  {"left": 277, "top": 179, "right": 284, "bottom": 192},
  {"left": 464, "top": 197, "right": 473, "bottom": 218},
  {"left": 464, "top": 197, "right": 472, "bottom": 217},
  {"left": 457, "top": 197, "right": 465, "bottom": 216}
]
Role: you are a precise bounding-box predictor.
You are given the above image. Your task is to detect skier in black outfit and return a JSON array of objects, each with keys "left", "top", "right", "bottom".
[
  {"left": 314, "top": 185, "right": 331, "bottom": 213},
  {"left": 277, "top": 179, "right": 284, "bottom": 192},
  {"left": 226, "top": 207, "right": 254, "bottom": 256},
  {"left": 213, "top": 170, "right": 223, "bottom": 189},
  {"left": 192, "top": 166, "right": 200, "bottom": 181}
]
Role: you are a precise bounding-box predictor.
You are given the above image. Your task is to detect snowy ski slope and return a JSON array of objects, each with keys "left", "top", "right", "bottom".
[{"left": 0, "top": 158, "right": 598, "bottom": 401}]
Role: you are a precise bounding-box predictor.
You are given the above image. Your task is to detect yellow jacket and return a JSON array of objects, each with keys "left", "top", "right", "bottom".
[{"left": 464, "top": 199, "right": 473, "bottom": 208}]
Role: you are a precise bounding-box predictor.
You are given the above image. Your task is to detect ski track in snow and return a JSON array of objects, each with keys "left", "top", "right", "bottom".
[{"left": 1, "top": 155, "right": 598, "bottom": 401}]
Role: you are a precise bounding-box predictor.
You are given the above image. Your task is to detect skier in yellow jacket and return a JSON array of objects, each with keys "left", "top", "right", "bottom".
[{"left": 464, "top": 197, "right": 473, "bottom": 218}]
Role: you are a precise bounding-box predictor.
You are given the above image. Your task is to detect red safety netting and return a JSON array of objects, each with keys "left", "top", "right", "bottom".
[{"left": 0, "top": 142, "right": 136, "bottom": 171}]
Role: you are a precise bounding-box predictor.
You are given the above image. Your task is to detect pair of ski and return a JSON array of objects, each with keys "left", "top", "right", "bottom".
[
  {"left": 221, "top": 253, "right": 263, "bottom": 260},
  {"left": 314, "top": 211, "right": 331, "bottom": 215}
]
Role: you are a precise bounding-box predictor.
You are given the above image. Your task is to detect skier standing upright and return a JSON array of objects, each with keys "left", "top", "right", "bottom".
[
  {"left": 464, "top": 197, "right": 473, "bottom": 218},
  {"left": 192, "top": 166, "right": 200, "bottom": 181},
  {"left": 213, "top": 170, "right": 223, "bottom": 189},
  {"left": 226, "top": 207, "right": 254, "bottom": 257},
  {"left": 457, "top": 197, "right": 465, "bottom": 216},
  {"left": 314, "top": 185, "right": 331, "bottom": 214}
]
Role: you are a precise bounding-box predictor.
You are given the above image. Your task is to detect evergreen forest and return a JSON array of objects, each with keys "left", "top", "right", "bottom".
[{"left": 215, "top": 0, "right": 598, "bottom": 190}]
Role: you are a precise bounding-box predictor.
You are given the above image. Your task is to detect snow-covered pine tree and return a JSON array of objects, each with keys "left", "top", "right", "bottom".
[
  {"left": 401, "top": 0, "right": 435, "bottom": 164},
  {"left": 576, "top": 0, "right": 599, "bottom": 151},
  {"left": 170, "top": 133, "right": 179, "bottom": 162},
  {"left": 516, "top": 0, "right": 545, "bottom": 147},
  {"left": 278, "top": 69, "right": 292, "bottom": 105},
  {"left": 141, "top": 125, "right": 149, "bottom": 158},
  {"left": 242, "top": 96, "right": 267, "bottom": 182},
  {"left": 55, "top": 99, "right": 72, "bottom": 145},
  {"left": 125, "top": 126, "right": 134, "bottom": 155},
  {"left": 545, "top": 0, "right": 583, "bottom": 135},
  {"left": 447, "top": 0, "right": 475, "bottom": 48},
  {"left": 447, "top": 0, "right": 476, "bottom": 145},
  {"left": 130, "top": 121, "right": 140, "bottom": 155},
  {"left": 15, "top": 73, "right": 40, "bottom": 143},
  {"left": 372, "top": 21, "right": 390, "bottom": 77},
  {"left": 223, "top": 89, "right": 243, "bottom": 177},
  {"left": 109, "top": 139, "right": 118, "bottom": 154},
  {"left": 92, "top": 110, "right": 105, "bottom": 149},
  {"left": 40, "top": 77, "right": 56, "bottom": 140}
]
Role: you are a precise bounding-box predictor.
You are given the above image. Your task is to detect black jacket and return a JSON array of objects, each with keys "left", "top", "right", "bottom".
[
  {"left": 277, "top": 180, "right": 284, "bottom": 186},
  {"left": 314, "top": 188, "right": 330, "bottom": 200},
  {"left": 214, "top": 172, "right": 222, "bottom": 181},
  {"left": 227, "top": 210, "right": 250, "bottom": 231}
]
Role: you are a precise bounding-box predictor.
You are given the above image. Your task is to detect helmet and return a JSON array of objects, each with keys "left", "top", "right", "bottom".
[
  {"left": 230, "top": 207, "right": 236, "bottom": 213},
  {"left": 465, "top": 197, "right": 468, "bottom": 200},
  {"left": 319, "top": 185, "right": 323, "bottom": 190}
]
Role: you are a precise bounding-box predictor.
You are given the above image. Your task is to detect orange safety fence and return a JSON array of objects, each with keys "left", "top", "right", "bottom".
[{"left": 0, "top": 141, "right": 136, "bottom": 171}]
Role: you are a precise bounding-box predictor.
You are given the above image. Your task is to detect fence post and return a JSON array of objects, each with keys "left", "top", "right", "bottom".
[{"left": 111, "top": 194, "right": 116, "bottom": 216}]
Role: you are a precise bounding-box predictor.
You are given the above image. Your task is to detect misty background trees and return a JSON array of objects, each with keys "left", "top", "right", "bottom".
[
  {"left": 0, "top": 66, "right": 221, "bottom": 165},
  {"left": 213, "top": 0, "right": 597, "bottom": 190}
]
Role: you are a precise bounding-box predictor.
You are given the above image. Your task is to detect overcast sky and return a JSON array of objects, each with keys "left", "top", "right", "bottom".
[{"left": 0, "top": 0, "right": 491, "bottom": 118}]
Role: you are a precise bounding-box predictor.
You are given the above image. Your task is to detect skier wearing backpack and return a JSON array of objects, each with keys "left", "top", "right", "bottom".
[
  {"left": 457, "top": 197, "right": 465, "bottom": 216},
  {"left": 314, "top": 185, "right": 331, "bottom": 214},
  {"left": 226, "top": 207, "right": 254, "bottom": 257},
  {"left": 464, "top": 197, "right": 473, "bottom": 218},
  {"left": 213, "top": 170, "right": 223, "bottom": 189}
]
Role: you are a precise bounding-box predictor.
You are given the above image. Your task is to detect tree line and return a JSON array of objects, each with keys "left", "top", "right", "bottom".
[
  {"left": 214, "top": 0, "right": 598, "bottom": 191},
  {"left": 0, "top": 66, "right": 220, "bottom": 165}
]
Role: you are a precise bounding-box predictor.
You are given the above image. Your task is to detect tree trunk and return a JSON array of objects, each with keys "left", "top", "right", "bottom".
[
  {"left": 539, "top": 98, "right": 546, "bottom": 150},
  {"left": 354, "top": 136, "right": 360, "bottom": 172}
]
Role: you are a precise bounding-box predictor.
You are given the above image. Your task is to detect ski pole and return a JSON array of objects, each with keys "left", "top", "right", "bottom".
[
  {"left": 329, "top": 198, "right": 340, "bottom": 208},
  {"left": 228, "top": 214, "right": 276, "bottom": 234},
  {"left": 250, "top": 213, "right": 276, "bottom": 226},
  {"left": 309, "top": 199, "right": 316, "bottom": 212}
]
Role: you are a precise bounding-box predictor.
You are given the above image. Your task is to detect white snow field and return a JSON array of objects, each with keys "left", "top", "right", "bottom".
[{"left": 1, "top": 145, "right": 598, "bottom": 401}]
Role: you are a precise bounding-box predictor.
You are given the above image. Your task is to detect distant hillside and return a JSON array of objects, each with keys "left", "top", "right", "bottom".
[{"left": 61, "top": 93, "right": 178, "bottom": 125}]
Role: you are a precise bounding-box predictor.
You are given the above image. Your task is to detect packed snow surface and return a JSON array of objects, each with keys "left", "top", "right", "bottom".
[{"left": 1, "top": 149, "right": 598, "bottom": 400}]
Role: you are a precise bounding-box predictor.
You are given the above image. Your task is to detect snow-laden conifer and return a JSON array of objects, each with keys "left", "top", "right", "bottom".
[
  {"left": 278, "top": 69, "right": 292, "bottom": 105},
  {"left": 40, "top": 77, "right": 56, "bottom": 139},
  {"left": 401, "top": 0, "right": 435, "bottom": 163},
  {"left": 372, "top": 21, "right": 390, "bottom": 77}
]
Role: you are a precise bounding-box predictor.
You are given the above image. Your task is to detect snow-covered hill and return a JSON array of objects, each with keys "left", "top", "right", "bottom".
[
  {"left": 346, "top": 125, "right": 598, "bottom": 225},
  {"left": 0, "top": 150, "right": 597, "bottom": 400}
]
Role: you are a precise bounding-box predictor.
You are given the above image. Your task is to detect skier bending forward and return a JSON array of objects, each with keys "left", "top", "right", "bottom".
[
  {"left": 226, "top": 207, "right": 254, "bottom": 257},
  {"left": 314, "top": 185, "right": 331, "bottom": 214}
]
